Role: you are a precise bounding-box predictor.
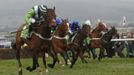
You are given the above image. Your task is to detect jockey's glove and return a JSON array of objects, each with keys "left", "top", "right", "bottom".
[{"left": 30, "top": 18, "right": 36, "bottom": 23}]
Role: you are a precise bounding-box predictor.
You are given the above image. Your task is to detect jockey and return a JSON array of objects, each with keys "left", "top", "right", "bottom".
[
  {"left": 83, "top": 20, "right": 97, "bottom": 59},
  {"left": 82, "top": 20, "right": 92, "bottom": 44},
  {"left": 21, "top": 5, "right": 47, "bottom": 39},
  {"left": 68, "top": 20, "right": 80, "bottom": 43},
  {"left": 82, "top": 20, "right": 92, "bottom": 29},
  {"left": 56, "top": 17, "right": 62, "bottom": 26},
  {"left": 51, "top": 17, "right": 62, "bottom": 33},
  {"left": 69, "top": 20, "right": 81, "bottom": 34}
]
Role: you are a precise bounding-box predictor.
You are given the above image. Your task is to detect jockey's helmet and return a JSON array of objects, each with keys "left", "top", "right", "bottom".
[
  {"left": 72, "top": 20, "right": 79, "bottom": 25},
  {"left": 56, "top": 17, "right": 62, "bottom": 25},
  {"left": 84, "top": 20, "right": 92, "bottom": 26},
  {"left": 38, "top": 5, "right": 47, "bottom": 13}
]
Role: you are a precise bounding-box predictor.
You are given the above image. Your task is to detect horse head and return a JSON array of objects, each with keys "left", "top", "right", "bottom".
[
  {"left": 55, "top": 19, "right": 69, "bottom": 37},
  {"left": 81, "top": 24, "right": 91, "bottom": 36},
  {"left": 96, "top": 21, "right": 108, "bottom": 32},
  {"left": 43, "top": 6, "right": 56, "bottom": 27},
  {"left": 109, "top": 26, "right": 117, "bottom": 36}
]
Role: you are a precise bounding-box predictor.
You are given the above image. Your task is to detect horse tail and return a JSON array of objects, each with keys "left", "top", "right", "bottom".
[{"left": 11, "top": 41, "right": 16, "bottom": 50}]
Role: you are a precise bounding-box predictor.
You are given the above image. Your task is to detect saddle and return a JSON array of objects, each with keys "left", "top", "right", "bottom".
[{"left": 21, "top": 21, "right": 43, "bottom": 40}]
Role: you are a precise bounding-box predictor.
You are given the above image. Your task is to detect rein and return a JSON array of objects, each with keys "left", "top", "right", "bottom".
[
  {"left": 71, "top": 32, "right": 78, "bottom": 43},
  {"left": 32, "top": 32, "right": 52, "bottom": 40},
  {"left": 10, "top": 20, "right": 45, "bottom": 34},
  {"left": 53, "top": 35, "right": 66, "bottom": 39}
]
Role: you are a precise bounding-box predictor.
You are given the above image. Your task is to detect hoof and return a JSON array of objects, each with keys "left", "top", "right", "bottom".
[
  {"left": 85, "top": 61, "right": 88, "bottom": 63},
  {"left": 46, "top": 69, "right": 49, "bottom": 73},
  {"left": 67, "top": 60, "right": 71, "bottom": 65},
  {"left": 98, "top": 57, "right": 101, "bottom": 61},
  {"left": 48, "top": 64, "right": 54, "bottom": 68},
  {"left": 26, "top": 67, "right": 34, "bottom": 72},
  {"left": 82, "top": 60, "right": 88, "bottom": 63},
  {"left": 18, "top": 67, "right": 22, "bottom": 75},
  {"left": 70, "top": 65, "right": 73, "bottom": 68},
  {"left": 93, "top": 55, "right": 97, "bottom": 60}
]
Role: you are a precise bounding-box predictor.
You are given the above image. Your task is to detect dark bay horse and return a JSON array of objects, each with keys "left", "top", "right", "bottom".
[
  {"left": 12, "top": 7, "right": 56, "bottom": 75},
  {"left": 47, "top": 19, "right": 71, "bottom": 68},
  {"left": 88, "top": 21, "right": 108, "bottom": 59},
  {"left": 99, "top": 26, "right": 117, "bottom": 60},
  {"left": 69, "top": 24, "right": 91, "bottom": 68}
]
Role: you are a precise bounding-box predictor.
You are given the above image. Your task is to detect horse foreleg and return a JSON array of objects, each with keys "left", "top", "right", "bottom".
[
  {"left": 117, "top": 45, "right": 125, "bottom": 58},
  {"left": 48, "top": 49, "right": 58, "bottom": 68},
  {"left": 90, "top": 48, "right": 97, "bottom": 60},
  {"left": 61, "top": 51, "right": 71, "bottom": 66},
  {"left": 26, "top": 53, "right": 39, "bottom": 72},
  {"left": 57, "top": 53, "right": 62, "bottom": 64},
  {"left": 79, "top": 49, "right": 88, "bottom": 63},
  {"left": 86, "top": 49, "right": 91, "bottom": 58},
  {"left": 98, "top": 48, "right": 104, "bottom": 61}
]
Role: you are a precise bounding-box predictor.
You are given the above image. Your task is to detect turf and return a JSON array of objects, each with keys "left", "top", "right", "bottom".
[{"left": 0, "top": 56, "right": 134, "bottom": 75}]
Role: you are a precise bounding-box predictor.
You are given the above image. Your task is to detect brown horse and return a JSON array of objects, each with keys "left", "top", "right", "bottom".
[
  {"left": 69, "top": 24, "right": 91, "bottom": 68},
  {"left": 88, "top": 21, "right": 108, "bottom": 59},
  {"left": 12, "top": 6, "right": 56, "bottom": 75},
  {"left": 47, "top": 19, "right": 71, "bottom": 68}
]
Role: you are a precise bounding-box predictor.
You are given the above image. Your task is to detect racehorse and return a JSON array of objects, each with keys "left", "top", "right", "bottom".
[
  {"left": 11, "top": 6, "right": 56, "bottom": 75},
  {"left": 69, "top": 24, "right": 91, "bottom": 68},
  {"left": 88, "top": 21, "right": 108, "bottom": 59},
  {"left": 47, "top": 19, "right": 71, "bottom": 68},
  {"left": 99, "top": 26, "right": 117, "bottom": 60}
]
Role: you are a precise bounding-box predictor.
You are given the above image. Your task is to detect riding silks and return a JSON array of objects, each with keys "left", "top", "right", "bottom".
[
  {"left": 83, "top": 37, "right": 91, "bottom": 46},
  {"left": 20, "top": 25, "right": 30, "bottom": 39}
]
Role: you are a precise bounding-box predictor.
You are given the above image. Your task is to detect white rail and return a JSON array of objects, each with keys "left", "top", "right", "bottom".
[
  {"left": 111, "top": 38, "right": 134, "bottom": 41},
  {"left": 91, "top": 38, "right": 134, "bottom": 41}
]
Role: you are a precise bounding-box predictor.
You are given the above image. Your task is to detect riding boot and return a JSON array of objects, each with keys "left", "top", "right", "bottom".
[{"left": 27, "top": 25, "right": 32, "bottom": 39}]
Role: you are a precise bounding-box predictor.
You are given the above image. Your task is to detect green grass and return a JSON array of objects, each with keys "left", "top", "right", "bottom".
[{"left": 0, "top": 57, "right": 134, "bottom": 75}]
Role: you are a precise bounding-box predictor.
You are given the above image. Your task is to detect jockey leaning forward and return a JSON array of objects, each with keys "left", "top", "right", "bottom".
[
  {"left": 69, "top": 20, "right": 81, "bottom": 34},
  {"left": 67, "top": 20, "right": 81, "bottom": 42},
  {"left": 51, "top": 17, "right": 62, "bottom": 33},
  {"left": 82, "top": 20, "right": 92, "bottom": 45},
  {"left": 21, "top": 5, "right": 47, "bottom": 39}
]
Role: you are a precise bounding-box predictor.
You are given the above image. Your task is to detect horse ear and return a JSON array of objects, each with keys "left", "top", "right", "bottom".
[
  {"left": 66, "top": 18, "right": 69, "bottom": 21},
  {"left": 44, "top": 5, "right": 48, "bottom": 10},
  {"left": 53, "top": 6, "right": 55, "bottom": 10},
  {"left": 61, "top": 18, "right": 64, "bottom": 22},
  {"left": 110, "top": 26, "right": 113, "bottom": 28}
]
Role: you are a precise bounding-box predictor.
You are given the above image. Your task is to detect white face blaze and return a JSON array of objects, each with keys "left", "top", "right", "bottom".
[
  {"left": 102, "top": 22, "right": 107, "bottom": 28},
  {"left": 67, "top": 22, "right": 72, "bottom": 34},
  {"left": 66, "top": 22, "right": 69, "bottom": 27},
  {"left": 67, "top": 22, "right": 70, "bottom": 32},
  {"left": 50, "top": 19, "right": 56, "bottom": 27}
]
